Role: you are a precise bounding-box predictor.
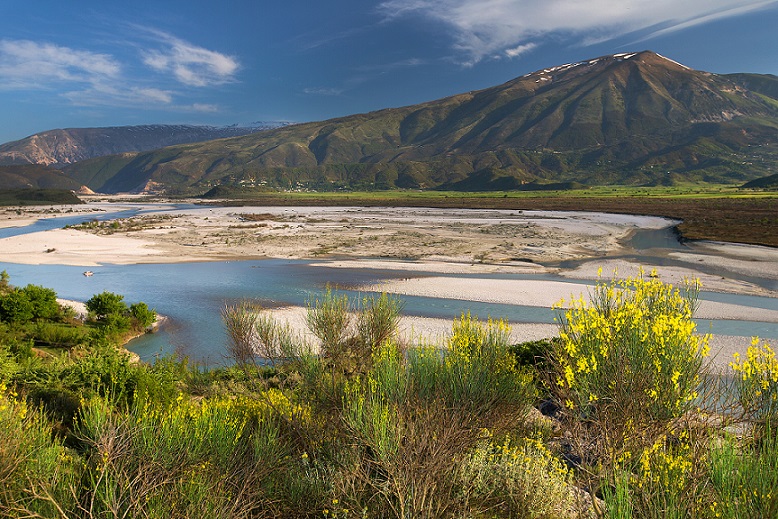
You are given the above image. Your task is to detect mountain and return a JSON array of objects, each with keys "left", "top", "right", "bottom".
[
  {"left": 0, "top": 123, "right": 287, "bottom": 167},
  {"left": 725, "top": 73, "right": 778, "bottom": 101},
  {"left": 0, "top": 164, "right": 86, "bottom": 191},
  {"left": 741, "top": 173, "right": 778, "bottom": 189},
  {"left": 62, "top": 51, "right": 778, "bottom": 193}
]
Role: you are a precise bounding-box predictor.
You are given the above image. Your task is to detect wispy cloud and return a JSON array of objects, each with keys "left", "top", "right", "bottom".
[
  {"left": 504, "top": 43, "right": 537, "bottom": 59},
  {"left": 140, "top": 29, "right": 239, "bottom": 87},
  {"left": 61, "top": 84, "right": 175, "bottom": 107},
  {"left": 378, "top": 0, "right": 778, "bottom": 65},
  {"left": 189, "top": 103, "right": 219, "bottom": 112},
  {"left": 0, "top": 39, "right": 120, "bottom": 89},
  {"left": 355, "top": 57, "right": 426, "bottom": 72},
  {"left": 0, "top": 29, "right": 239, "bottom": 114},
  {"left": 304, "top": 58, "right": 426, "bottom": 97},
  {"left": 303, "top": 87, "right": 345, "bottom": 96}
]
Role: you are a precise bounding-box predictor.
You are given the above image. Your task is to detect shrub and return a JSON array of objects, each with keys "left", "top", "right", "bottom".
[
  {"left": 554, "top": 273, "right": 709, "bottom": 423},
  {"left": 20, "top": 284, "right": 60, "bottom": 321},
  {"left": 31, "top": 321, "right": 88, "bottom": 348},
  {"left": 355, "top": 292, "right": 403, "bottom": 352},
  {"left": 460, "top": 435, "right": 578, "bottom": 519},
  {"left": 709, "top": 432, "right": 778, "bottom": 518},
  {"left": 0, "top": 289, "right": 34, "bottom": 324},
  {"left": 730, "top": 338, "right": 778, "bottom": 432},
  {"left": 604, "top": 431, "right": 703, "bottom": 519},
  {"left": 306, "top": 287, "right": 352, "bottom": 360},
  {"left": 85, "top": 291, "right": 128, "bottom": 321},
  {"left": 75, "top": 392, "right": 319, "bottom": 519},
  {"left": 551, "top": 272, "right": 712, "bottom": 500},
  {"left": 0, "top": 380, "right": 80, "bottom": 517},
  {"left": 334, "top": 317, "right": 536, "bottom": 518},
  {"left": 129, "top": 301, "right": 157, "bottom": 329},
  {"left": 61, "top": 342, "right": 137, "bottom": 405},
  {"left": 0, "top": 270, "right": 9, "bottom": 295}
]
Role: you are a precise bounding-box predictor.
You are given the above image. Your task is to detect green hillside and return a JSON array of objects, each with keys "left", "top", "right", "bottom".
[
  {"left": 0, "top": 164, "right": 85, "bottom": 191},
  {"left": 63, "top": 51, "right": 778, "bottom": 194}
]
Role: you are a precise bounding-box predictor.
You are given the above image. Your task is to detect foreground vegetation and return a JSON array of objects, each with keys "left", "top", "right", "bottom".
[{"left": 1, "top": 273, "right": 777, "bottom": 518}]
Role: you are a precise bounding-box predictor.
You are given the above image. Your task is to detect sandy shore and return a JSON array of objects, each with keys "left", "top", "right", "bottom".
[
  {"left": 358, "top": 277, "right": 778, "bottom": 323},
  {"left": 251, "top": 305, "right": 559, "bottom": 349},
  {"left": 0, "top": 202, "right": 676, "bottom": 266}
]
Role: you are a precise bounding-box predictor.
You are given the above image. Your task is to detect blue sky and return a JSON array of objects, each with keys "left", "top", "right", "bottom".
[{"left": 1, "top": 0, "right": 777, "bottom": 144}]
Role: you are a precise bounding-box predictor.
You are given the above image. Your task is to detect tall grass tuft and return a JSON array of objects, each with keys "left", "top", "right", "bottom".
[
  {"left": 307, "top": 287, "right": 353, "bottom": 360},
  {"left": 0, "top": 380, "right": 80, "bottom": 517},
  {"left": 334, "top": 316, "right": 536, "bottom": 518}
]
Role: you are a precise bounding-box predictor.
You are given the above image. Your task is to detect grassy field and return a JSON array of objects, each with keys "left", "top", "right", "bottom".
[{"left": 203, "top": 186, "right": 778, "bottom": 247}]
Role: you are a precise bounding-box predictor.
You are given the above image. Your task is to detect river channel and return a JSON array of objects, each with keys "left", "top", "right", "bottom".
[{"left": 1, "top": 205, "right": 776, "bottom": 364}]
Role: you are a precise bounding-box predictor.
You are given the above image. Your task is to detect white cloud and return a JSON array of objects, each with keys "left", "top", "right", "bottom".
[
  {"left": 303, "top": 87, "right": 345, "bottom": 96},
  {"left": 62, "top": 84, "right": 175, "bottom": 107},
  {"left": 504, "top": 42, "right": 537, "bottom": 58},
  {"left": 190, "top": 103, "right": 219, "bottom": 112},
  {"left": 0, "top": 39, "right": 120, "bottom": 89},
  {"left": 0, "top": 30, "right": 237, "bottom": 114},
  {"left": 378, "top": 0, "right": 778, "bottom": 64},
  {"left": 141, "top": 31, "right": 239, "bottom": 87}
]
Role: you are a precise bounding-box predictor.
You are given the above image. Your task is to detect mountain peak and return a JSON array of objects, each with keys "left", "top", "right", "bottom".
[{"left": 519, "top": 51, "right": 691, "bottom": 82}]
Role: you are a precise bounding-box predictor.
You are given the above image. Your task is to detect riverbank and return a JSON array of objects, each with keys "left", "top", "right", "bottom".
[
  {"left": 1, "top": 203, "right": 775, "bottom": 299},
  {"left": 0, "top": 203, "right": 677, "bottom": 266},
  {"left": 56, "top": 297, "right": 167, "bottom": 363}
]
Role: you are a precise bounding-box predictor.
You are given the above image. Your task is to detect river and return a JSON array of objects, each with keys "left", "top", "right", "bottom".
[{"left": 0, "top": 206, "right": 776, "bottom": 365}]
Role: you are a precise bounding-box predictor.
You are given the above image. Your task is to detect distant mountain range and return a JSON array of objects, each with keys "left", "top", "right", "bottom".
[
  {"left": 4, "top": 52, "right": 778, "bottom": 193},
  {"left": 0, "top": 123, "right": 287, "bottom": 167}
]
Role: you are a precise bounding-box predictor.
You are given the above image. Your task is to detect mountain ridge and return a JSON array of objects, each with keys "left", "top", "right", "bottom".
[
  {"left": 19, "top": 51, "right": 778, "bottom": 193},
  {"left": 0, "top": 123, "right": 288, "bottom": 168}
]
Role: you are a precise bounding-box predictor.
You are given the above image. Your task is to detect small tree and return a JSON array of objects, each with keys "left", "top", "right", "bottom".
[
  {"left": 85, "top": 291, "right": 128, "bottom": 322},
  {"left": 0, "top": 290, "right": 34, "bottom": 325},
  {"left": 129, "top": 302, "right": 156, "bottom": 330},
  {"left": 0, "top": 270, "right": 10, "bottom": 295},
  {"left": 20, "top": 284, "right": 60, "bottom": 321}
]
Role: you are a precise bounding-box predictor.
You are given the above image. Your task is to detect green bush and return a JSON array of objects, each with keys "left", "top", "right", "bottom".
[
  {"left": 306, "top": 287, "right": 352, "bottom": 360},
  {"left": 0, "top": 289, "right": 34, "bottom": 324},
  {"left": 0, "top": 381, "right": 80, "bottom": 517},
  {"left": 31, "top": 321, "right": 89, "bottom": 348},
  {"left": 20, "top": 284, "right": 60, "bottom": 321},
  {"left": 130, "top": 301, "right": 157, "bottom": 329},
  {"left": 85, "top": 291, "right": 128, "bottom": 321},
  {"left": 709, "top": 432, "right": 778, "bottom": 518}
]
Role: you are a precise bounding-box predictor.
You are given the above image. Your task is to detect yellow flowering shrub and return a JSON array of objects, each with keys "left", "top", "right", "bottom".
[
  {"left": 461, "top": 434, "right": 578, "bottom": 519},
  {"left": 607, "top": 431, "right": 700, "bottom": 518},
  {"left": 731, "top": 338, "right": 778, "bottom": 427},
  {"left": 555, "top": 272, "right": 709, "bottom": 422}
]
